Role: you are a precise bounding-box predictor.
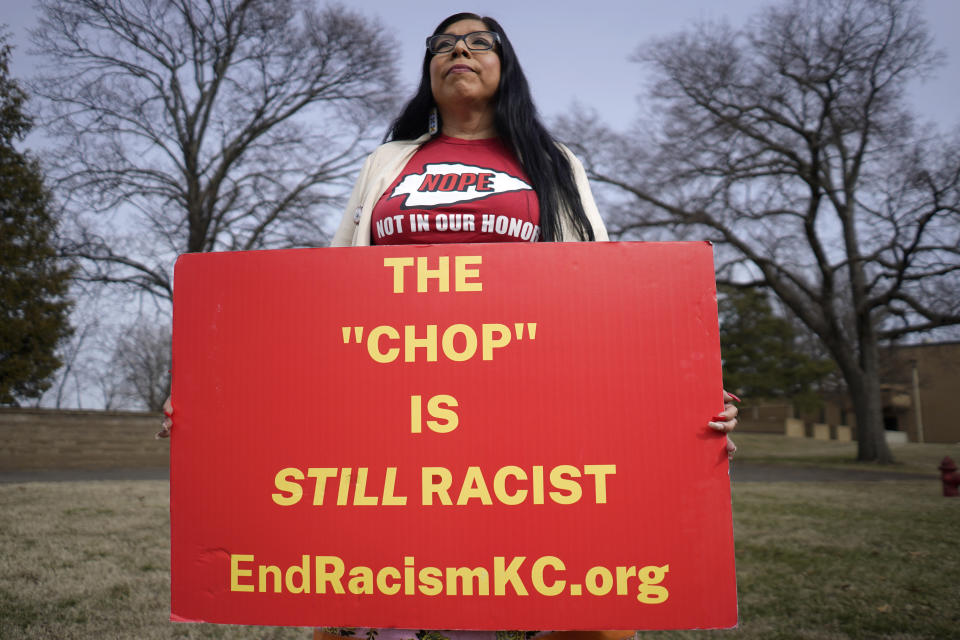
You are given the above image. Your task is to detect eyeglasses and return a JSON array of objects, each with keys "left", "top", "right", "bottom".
[{"left": 426, "top": 31, "right": 500, "bottom": 54}]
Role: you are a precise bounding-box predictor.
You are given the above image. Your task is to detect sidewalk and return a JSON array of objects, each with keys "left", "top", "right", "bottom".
[
  {"left": 0, "top": 463, "right": 934, "bottom": 484},
  {"left": 730, "top": 462, "right": 932, "bottom": 482}
]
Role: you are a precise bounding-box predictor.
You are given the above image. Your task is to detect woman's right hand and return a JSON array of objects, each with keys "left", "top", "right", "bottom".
[{"left": 157, "top": 395, "right": 173, "bottom": 439}]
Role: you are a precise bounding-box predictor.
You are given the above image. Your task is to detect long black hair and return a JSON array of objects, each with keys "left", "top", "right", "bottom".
[{"left": 387, "top": 13, "right": 595, "bottom": 242}]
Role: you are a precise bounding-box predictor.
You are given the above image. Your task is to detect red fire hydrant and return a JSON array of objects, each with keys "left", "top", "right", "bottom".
[{"left": 939, "top": 456, "right": 960, "bottom": 497}]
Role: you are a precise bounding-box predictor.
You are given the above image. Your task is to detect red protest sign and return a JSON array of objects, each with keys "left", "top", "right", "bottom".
[{"left": 170, "top": 241, "right": 736, "bottom": 631}]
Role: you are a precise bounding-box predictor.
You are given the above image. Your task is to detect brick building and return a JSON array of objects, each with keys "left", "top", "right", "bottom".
[
  {"left": 878, "top": 341, "right": 960, "bottom": 444},
  {"left": 736, "top": 341, "right": 960, "bottom": 444}
]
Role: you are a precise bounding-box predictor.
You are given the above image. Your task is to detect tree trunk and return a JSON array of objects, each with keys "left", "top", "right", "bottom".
[{"left": 848, "top": 336, "right": 895, "bottom": 463}]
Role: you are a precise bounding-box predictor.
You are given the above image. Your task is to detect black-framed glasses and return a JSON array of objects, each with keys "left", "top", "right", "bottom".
[{"left": 426, "top": 31, "right": 500, "bottom": 54}]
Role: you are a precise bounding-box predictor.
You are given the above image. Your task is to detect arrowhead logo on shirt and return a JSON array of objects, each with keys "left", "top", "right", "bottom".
[{"left": 391, "top": 163, "right": 532, "bottom": 209}]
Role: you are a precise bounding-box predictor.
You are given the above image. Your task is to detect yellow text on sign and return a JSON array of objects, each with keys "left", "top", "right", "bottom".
[
  {"left": 270, "top": 464, "right": 617, "bottom": 507},
  {"left": 229, "top": 554, "right": 670, "bottom": 603},
  {"left": 410, "top": 394, "right": 459, "bottom": 433},
  {"left": 341, "top": 322, "right": 537, "bottom": 363},
  {"left": 383, "top": 256, "right": 482, "bottom": 293}
]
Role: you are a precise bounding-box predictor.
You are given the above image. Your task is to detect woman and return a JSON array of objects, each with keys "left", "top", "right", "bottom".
[
  {"left": 160, "top": 13, "right": 737, "bottom": 640},
  {"left": 329, "top": 13, "right": 605, "bottom": 248},
  {"left": 313, "top": 12, "right": 737, "bottom": 640}
]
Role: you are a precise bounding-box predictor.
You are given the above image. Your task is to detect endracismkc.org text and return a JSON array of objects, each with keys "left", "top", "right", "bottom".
[{"left": 230, "top": 554, "right": 669, "bottom": 604}]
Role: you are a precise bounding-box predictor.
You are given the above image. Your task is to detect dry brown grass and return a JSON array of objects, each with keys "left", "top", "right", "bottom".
[
  {"left": 0, "top": 480, "right": 303, "bottom": 639},
  {"left": 2, "top": 436, "right": 959, "bottom": 639},
  {"left": 645, "top": 480, "right": 960, "bottom": 639}
]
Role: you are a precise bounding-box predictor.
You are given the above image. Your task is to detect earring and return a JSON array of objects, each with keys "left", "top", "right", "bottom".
[{"left": 428, "top": 107, "right": 439, "bottom": 135}]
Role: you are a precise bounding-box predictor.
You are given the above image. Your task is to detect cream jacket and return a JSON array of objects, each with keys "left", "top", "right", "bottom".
[{"left": 330, "top": 134, "right": 608, "bottom": 247}]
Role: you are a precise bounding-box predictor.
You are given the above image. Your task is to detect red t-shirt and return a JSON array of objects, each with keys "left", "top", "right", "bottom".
[{"left": 371, "top": 135, "right": 540, "bottom": 244}]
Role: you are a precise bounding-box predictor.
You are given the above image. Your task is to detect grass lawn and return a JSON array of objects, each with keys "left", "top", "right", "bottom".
[
  {"left": 2, "top": 436, "right": 958, "bottom": 639},
  {"left": 652, "top": 480, "right": 960, "bottom": 639},
  {"left": 0, "top": 480, "right": 304, "bottom": 640}
]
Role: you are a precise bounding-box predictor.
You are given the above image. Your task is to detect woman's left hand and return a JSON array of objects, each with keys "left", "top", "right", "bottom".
[
  {"left": 708, "top": 390, "right": 739, "bottom": 459},
  {"left": 156, "top": 395, "right": 173, "bottom": 439}
]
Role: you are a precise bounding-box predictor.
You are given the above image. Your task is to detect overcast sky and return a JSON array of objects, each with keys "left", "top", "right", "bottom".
[
  {"left": 3, "top": 0, "right": 958, "bottom": 134},
  {"left": 3, "top": 1, "right": 956, "bottom": 409}
]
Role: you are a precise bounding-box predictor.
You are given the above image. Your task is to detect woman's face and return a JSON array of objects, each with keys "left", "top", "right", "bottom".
[{"left": 429, "top": 19, "right": 501, "bottom": 112}]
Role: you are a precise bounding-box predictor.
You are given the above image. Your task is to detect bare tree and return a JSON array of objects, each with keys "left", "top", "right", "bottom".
[
  {"left": 31, "top": 0, "right": 398, "bottom": 302},
  {"left": 113, "top": 321, "right": 171, "bottom": 411},
  {"left": 51, "top": 319, "right": 94, "bottom": 409},
  {"left": 559, "top": 0, "right": 960, "bottom": 462},
  {"left": 40, "top": 286, "right": 126, "bottom": 409}
]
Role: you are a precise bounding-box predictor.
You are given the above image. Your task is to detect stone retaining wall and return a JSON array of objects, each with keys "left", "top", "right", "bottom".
[{"left": 0, "top": 408, "right": 169, "bottom": 471}]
